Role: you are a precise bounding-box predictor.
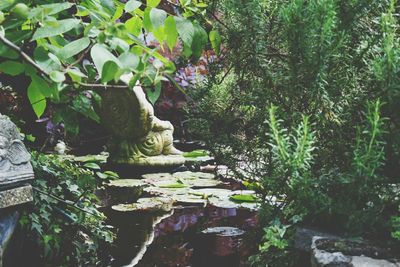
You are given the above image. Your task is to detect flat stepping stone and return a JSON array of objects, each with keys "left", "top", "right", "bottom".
[
  {"left": 196, "top": 227, "right": 246, "bottom": 258},
  {"left": 173, "top": 171, "right": 215, "bottom": 180},
  {"left": 143, "top": 186, "right": 189, "bottom": 197},
  {"left": 208, "top": 196, "right": 259, "bottom": 211},
  {"left": 105, "top": 179, "right": 148, "bottom": 204},
  {"left": 142, "top": 173, "right": 174, "bottom": 182},
  {"left": 180, "top": 178, "right": 221, "bottom": 188},
  {"left": 112, "top": 197, "right": 173, "bottom": 212},
  {"left": 173, "top": 195, "right": 208, "bottom": 206},
  {"left": 189, "top": 188, "right": 233, "bottom": 198},
  {"left": 107, "top": 179, "right": 147, "bottom": 188}
]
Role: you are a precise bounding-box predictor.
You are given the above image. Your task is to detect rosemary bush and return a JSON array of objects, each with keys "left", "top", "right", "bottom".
[{"left": 189, "top": 0, "right": 400, "bottom": 265}]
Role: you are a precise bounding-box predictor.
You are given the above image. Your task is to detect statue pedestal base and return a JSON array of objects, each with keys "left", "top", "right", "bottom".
[
  {"left": 107, "top": 155, "right": 186, "bottom": 178},
  {"left": 116, "top": 155, "right": 186, "bottom": 167}
]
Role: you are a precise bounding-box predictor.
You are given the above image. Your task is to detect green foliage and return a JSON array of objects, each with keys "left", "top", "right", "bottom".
[
  {"left": 0, "top": 0, "right": 212, "bottom": 134},
  {"left": 393, "top": 211, "right": 400, "bottom": 240},
  {"left": 20, "top": 152, "right": 114, "bottom": 267},
  {"left": 189, "top": 0, "right": 400, "bottom": 265}
]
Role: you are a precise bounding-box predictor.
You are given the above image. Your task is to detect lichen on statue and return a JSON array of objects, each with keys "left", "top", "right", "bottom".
[
  {"left": 99, "top": 85, "right": 185, "bottom": 167},
  {"left": 0, "top": 114, "right": 34, "bottom": 187}
]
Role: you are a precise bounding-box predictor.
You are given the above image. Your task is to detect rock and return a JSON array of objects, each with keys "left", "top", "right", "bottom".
[
  {"left": 312, "top": 237, "right": 352, "bottom": 267},
  {"left": 106, "top": 179, "right": 147, "bottom": 204},
  {"left": 112, "top": 197, "right": 174, "bottom": 213},
  {"left": 295, "top": 227, "right": 340, "bottom": 252},
  {"left": 194, "top": 227, "right": 246, "bottom": 267},
  {"left": 0, "top": 185, "right": 33, "bottom": 209},
  {"left": 143, "top": 186, "right": 189, "bottom": 197},
  {"left": 311, "top": 236, "right": 400, "bottom": 267},
  {"left": 351, "top": 256, "right": 400, "bottom": 267},
  {"left": 142, "top": 173, "right": 174, "bottom": 184},
  {"left": 173, "top": 171, "right": 216, "bottom": 180}
]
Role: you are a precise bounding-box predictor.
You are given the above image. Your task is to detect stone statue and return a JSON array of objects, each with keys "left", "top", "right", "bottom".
[
  {"left": 0, "top": 114, "right": 34, "bottom": 267},
  {"left": 0, "top": 114, "right": 34, "bottom": 187},
  {"left": 99, "top": 85, "right": 185, "bottom": 167}
]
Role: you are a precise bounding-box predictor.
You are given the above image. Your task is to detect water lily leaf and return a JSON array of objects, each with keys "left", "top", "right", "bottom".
[{"left": 230, "top": 194, "right": 259, "bottom": 203}]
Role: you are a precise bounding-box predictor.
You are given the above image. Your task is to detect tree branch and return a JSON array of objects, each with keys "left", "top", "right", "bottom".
[
  {"left": 0, "top": 34, "right": 48, "bottom": 77},
  {"left": 0, "top": 34, "right": 130, "bottom": 90}
]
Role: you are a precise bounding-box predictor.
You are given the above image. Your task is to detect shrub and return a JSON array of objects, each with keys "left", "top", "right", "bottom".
[
  {"left": 189, "top": 0, "right": 400, "bottom": 265},
  {"left": 19, "top": 152, "right": 114, "bottom": 267}
]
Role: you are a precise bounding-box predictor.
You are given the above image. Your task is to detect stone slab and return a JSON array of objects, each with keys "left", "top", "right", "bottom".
[
  {"left": 0, "top": 185, "right": 33, "bottom": 209},
  {"left": 351, "top": 256, "right": 400, "bottom": 267}
]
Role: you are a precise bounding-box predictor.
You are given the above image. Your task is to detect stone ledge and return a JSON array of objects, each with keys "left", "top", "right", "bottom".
[{"left": 0, "top": 185, "right": 33, "bottom": 209}]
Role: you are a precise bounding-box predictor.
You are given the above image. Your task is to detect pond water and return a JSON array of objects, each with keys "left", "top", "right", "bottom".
[{"left": 103, "top": 169, "right": 261, "bottom": 267}]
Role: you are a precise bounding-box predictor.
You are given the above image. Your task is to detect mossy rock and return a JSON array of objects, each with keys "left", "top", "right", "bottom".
[
  {"left": 106, "top": 179, "right": 147, "bottom": 204},
  {"left": 112, "top": 197, "right": 173, "bottom": 212},
  {"left": 143, "top": 186, "right": 189, "bottom": 197},
  {"left": 173, "top": 171, "right": 215, "bottom": 180}
]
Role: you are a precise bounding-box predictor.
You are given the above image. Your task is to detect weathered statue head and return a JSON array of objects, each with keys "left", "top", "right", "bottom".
[{"left": 0, "top": 114, "right": 34, "bottom": 187}]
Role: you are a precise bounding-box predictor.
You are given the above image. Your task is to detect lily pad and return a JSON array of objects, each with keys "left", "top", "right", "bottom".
[
  {"left": 230, "top": 194, "right": 259, "bottom": 203},
  {"left": 183, "top": 150, "right": 210, "bottom": 158}
]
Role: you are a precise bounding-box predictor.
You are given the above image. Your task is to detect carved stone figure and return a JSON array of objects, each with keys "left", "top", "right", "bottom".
[
  {"left": 99, "top": 85, "right": 185, "bottom": 167},
  {"left": 0, "top": 114, "right": 34, "bottom": 266},
  {"left": 0, "top": 114, "right": 34, "bottom": 187}
]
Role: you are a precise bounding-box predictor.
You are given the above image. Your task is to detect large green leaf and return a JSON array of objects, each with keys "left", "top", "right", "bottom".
[
  {"left": 119, "top": 52, "right": 139, "bottom": 70},
  {"left": 143, "top": 7, "right": 153, "bottom": 32},
  {"left": 27, "top": 79, "right": 47, "bottom": 118},
  {"left": 0, "top": 61, "right": 25, "bottom": 76},
  {"left": 125, "top": 16, "right": 143, "bottom": 36},
  {"left": 57, "top": 37, "right": 91, "bottom": 60},
  {"left": 175, "top": 17, "right": 194, "bottom": 46},
  {"left": 147, "top": 0, "right": 161, "bottom": 8},
  {"left": 32, "top": 19, "right": 80, "bottom": 40},
  {"left": 146, "top": 82, "right": 161, "bottom": 105},
  {"left": 0, "top": 43, "right": 19, "bottom": 59},
  {"left": 100, "top": 0, "right": 116, "bottom": 15},
  {"left": 191, "top": 22, "right": 208, "bottom": 60},
  {"left": 125, "top": 0, "right": 141, "bottom": 12},
  {"left": 165, "top": 16, "right": 178, "bottom": 50},
  {"left": 50, "top": 70, "right": 66, "bottom": 83},
  {"left": 90, "top": 44, "right": 121, "bottom": 77},
  {"left": 101, "top": 61, "right": 119, "bottom": 83},
  {"left": 40, "top": 2, "right": 74, "bottom": 15},
  {"left": 209, "top": 30, "right": 222, "bottom": 55},
  {"left": 150, "top": 8, "right": 167, "bottom": 29},
  {"left": 29, "top": 74, "right": 56, "bottom": 98},
  {"left": 34, "top": 47, "right": 62, "bottom": 74}
]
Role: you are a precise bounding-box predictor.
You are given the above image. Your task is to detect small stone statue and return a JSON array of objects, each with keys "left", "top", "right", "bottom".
[
  {"left": 0, "top": 114, "right": 34, "bottom": 187},
  {"left": 99, "top": 85, "right": 184, "bottom": 166},
  {"left": 0, "top": 115, "right": 34, "bottom": 267}
]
